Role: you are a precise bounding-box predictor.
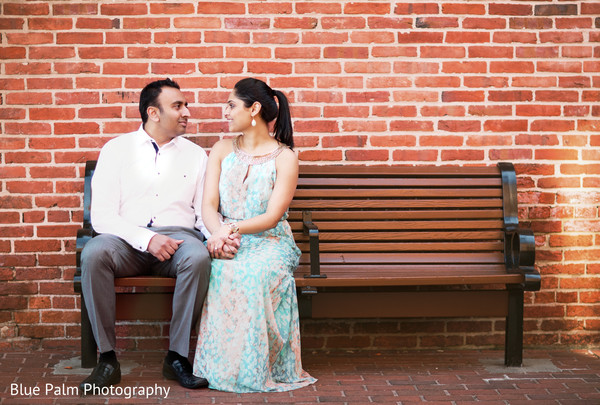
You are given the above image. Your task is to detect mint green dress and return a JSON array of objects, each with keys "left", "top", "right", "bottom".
[{"left": 192, "top": 139, "right": 316, "bottom": 393}]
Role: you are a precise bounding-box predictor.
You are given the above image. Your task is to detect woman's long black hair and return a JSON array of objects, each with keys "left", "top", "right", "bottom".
[{"left": 233, "top": 78, "right": 294, "bottom": 149}]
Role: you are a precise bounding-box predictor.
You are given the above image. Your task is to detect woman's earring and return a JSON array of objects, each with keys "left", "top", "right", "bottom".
[{"left": 251, "top": 118, "right": 256, "bottom": 127}]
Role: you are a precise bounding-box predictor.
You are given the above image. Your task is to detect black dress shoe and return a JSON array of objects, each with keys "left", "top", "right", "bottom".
[
  {"left": 163, "top": 356, "right": 208, "bottom": 389},
  {"left": 79, "top": 360, "right": 121, "bottom": 395}
]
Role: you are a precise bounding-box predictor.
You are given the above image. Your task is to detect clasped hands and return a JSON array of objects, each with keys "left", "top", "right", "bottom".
[
  {"left": 207, "top": 224, "right": 241, "bottom": 260},
  {"left": 147, "top": 227, "right": 241, "bottom": 262}
]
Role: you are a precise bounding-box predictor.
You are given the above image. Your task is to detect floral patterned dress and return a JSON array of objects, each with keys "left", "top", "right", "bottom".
[{"left": 192, "top": 139, "right": 316, "bottom": 393}]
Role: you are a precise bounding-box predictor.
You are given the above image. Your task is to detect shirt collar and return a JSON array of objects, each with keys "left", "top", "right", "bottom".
[{"left": 134, "top": 124, "right": 182, "bottom": 150}]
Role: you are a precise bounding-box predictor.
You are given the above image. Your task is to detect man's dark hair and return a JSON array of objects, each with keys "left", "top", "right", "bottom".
[{"left": 139, "top": 78, "right": 180, "bottom": 124}]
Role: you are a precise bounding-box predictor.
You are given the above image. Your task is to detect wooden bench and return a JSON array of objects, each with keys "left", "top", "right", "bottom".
[{"left": 74, "top": 161, "right": 539, "bottom": 368}]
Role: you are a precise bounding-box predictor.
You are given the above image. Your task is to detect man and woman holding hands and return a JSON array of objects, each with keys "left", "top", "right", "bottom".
[{"left": 79, "top": 77, "right": 316, "bottom": 394}]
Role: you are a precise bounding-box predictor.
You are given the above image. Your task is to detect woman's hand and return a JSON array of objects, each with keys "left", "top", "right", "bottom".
[{"left": 207, "top": 225, "right": 240, "bottom": 259}]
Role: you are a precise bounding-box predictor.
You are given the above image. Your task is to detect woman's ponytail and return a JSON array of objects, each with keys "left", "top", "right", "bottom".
[{"left": 272, "top": 90, "right": 293, "bottom": 149}]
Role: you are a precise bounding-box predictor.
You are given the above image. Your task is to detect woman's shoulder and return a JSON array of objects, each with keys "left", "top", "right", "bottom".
[
  {"left": 209, "top": 137, "right": 235, "bottom": 158},
  {"left": 277, "top": 146, "right": 297, "bottom": 160},
  {"left": 275, "top": 147, "right": 298, "bottom": 171}
]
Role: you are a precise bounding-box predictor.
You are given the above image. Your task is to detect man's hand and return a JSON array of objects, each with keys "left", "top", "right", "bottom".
[{"left": 147, "top": 234, "right": 184, "bottom": 262}]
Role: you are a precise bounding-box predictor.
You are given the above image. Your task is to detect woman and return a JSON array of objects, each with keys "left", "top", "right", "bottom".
[{"left": 193, "top": 78, "right": 316, "bottom": 392}]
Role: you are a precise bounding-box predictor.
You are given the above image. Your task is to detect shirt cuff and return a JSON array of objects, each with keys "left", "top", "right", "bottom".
[{"left": 131, "top": 228, "right": 156, "bottom": 252}]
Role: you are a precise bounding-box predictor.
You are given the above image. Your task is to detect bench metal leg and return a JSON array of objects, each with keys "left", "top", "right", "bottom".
[
  {"left": 505, "top": 287, "right": 524, "bottom": 367},
  {"left": 80, "top": 294, "right": 98, "bottom": 368}
]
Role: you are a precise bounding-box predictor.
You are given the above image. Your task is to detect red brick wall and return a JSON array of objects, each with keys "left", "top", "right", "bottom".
[{"left": 1, "top": 1, "right": 599, "bottom": 351}]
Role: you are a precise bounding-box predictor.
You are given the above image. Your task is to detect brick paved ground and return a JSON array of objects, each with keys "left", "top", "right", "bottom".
[{"left": 1, "top": 348, "right": 599, "bottom": 404}]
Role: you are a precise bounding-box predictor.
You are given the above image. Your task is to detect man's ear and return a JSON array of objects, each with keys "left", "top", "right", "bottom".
[{"left": 147, "top": 106, "right": 160, "bottom": 122}]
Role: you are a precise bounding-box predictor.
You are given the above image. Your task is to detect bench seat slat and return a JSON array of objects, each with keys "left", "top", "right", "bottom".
[
  {"left": 111, "top": 266, "right": 517, "bottom": 289},
  {"left": 114, "top": 277, "right": 175, "bottom": 288},
  {"left": 294, "top": 269, "right": 522, "bottom": 287},
  {"left": 294, "top": 277, "right": 522, "bottom": 287},
  {"left": 112, "top": 264, "right": 514, "bottom": 289}
]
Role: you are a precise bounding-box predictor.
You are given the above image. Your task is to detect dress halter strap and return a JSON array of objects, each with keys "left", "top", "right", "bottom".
[{"left": 232, "top": 136, "right": 285, "bottom": 166}]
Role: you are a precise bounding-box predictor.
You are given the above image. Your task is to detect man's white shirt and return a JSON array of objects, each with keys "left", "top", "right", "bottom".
[{"left": 90, "top": 125, "right": 209, "bottom": 252}]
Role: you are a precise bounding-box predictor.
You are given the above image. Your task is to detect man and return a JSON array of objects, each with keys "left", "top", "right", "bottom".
[{"left": 79, "top": 79, "right": 237, "bottom": 393}]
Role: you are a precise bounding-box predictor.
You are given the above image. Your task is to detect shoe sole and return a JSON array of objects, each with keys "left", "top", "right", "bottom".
[{"left": 80, "top": 370, "right": 121, "bottom": 395}]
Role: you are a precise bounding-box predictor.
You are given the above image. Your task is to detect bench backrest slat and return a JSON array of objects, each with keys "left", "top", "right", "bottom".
[
  {"left": 291, "top": 219, "right": 503, "bottom": 231},
  {"left": 295, "top": 264, "right": 508, "bottom": 272},
  {"left": 294, "top": 188, "right": 502, "bottom": 198},
  {"left": 297, "top": 178, "right": 502, "bottom": 187},
  {"left": 289, "top": 165, "right": 508, "bottom": 275},
  {"left": 294, "top": 230, "right": 504, "bottom": 241},
  {"left": 288, "top": 209, "right": 503, "bottom": 221},
  {"left": 298, "top": 165, "right": 500, "bottom": 177},
  {"left": 291, "top": 199, "right": 503, "bottom": 209},
  {"left": 300, "top": 251, "right": 504, "bottom": 264},
  {"left": 295, "top": 241, "right": 503, "bottom": 252}
]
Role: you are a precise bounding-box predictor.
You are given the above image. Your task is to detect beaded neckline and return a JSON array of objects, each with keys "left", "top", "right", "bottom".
[{"left": 233, "top": 136, "right": 285, "bottom": 165}]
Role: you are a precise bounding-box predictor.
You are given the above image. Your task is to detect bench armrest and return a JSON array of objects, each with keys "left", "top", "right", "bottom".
[
  {"left": 504, "top": 227, "right": 540, "bottom": 291},
  {"left": 302, "top": 211, "right": 326, "bottom": 279},
  {"left": 498, "top": 162, "right": 540, "bottom": 292}
]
